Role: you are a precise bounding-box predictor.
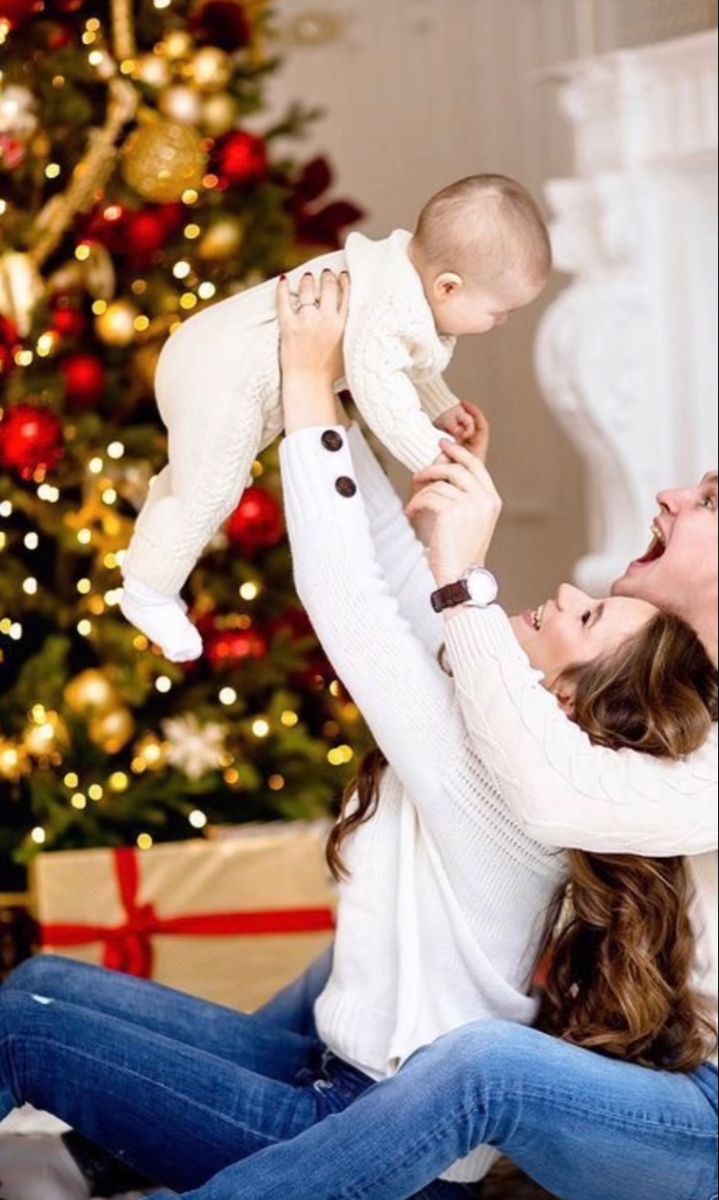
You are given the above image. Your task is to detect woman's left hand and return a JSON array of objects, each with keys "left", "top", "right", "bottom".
[
  {"left": 405, "top": 440, "right": 502, "bottom": 587},
  {"left": 278, "top": 270, "right": 350, "bottom": 434}
]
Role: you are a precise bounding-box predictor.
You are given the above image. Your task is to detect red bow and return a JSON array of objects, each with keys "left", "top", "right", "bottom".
[{"left": 40, "top": 847, "right": 335, "bottom": 978}]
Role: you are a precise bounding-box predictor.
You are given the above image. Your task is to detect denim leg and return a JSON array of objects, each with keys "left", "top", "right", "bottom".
[
  {"left": 4, "top": 955, "right": 314, "bottom": 1078},
  {"left": 0, "top": 984, "right": 335, "bottom": 1191},
  {"left": 160, "top": 1020, "right": 718, "bottom": 1200}
]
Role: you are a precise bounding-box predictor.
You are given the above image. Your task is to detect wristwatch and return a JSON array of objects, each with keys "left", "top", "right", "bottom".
[{"left": 431, "top": 567, "right": 498, "bottom": 613}]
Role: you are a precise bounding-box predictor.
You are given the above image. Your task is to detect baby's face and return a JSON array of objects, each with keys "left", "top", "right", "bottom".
[{"left": 431, "top": 270, "right": 545, "bottom": 337}]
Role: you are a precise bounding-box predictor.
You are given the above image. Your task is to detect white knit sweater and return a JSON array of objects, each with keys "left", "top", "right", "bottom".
[
  {"left": 281, "top": 422, "right": 719, "bottom": 1182},
  {"left": 281, "top": 423, "right": 567, "bottom": 1184},
  {"left": 123, "top": 231, "right": 457, "bottom": 596}
]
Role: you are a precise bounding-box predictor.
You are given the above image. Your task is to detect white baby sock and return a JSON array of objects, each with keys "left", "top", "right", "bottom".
[
  {"left": 0, "top": 1133, "right": 90, "bottom": 1200},
  {"left": 120, "top": 577, "right": 203, "bottom": 663}
]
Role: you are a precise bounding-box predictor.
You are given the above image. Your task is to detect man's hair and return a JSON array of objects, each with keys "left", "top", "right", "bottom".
[{"left": 415, "top": 174, "right": 552, "bottom": 284}]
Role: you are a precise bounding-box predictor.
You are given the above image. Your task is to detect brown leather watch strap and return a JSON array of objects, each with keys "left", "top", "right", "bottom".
[{"left": 430, "top": 579, "right": 470, "bottom": 613}]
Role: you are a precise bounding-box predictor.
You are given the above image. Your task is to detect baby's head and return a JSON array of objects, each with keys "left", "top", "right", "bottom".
[{"left": 411, "top": 175, "right": 552, "bottom": 336}]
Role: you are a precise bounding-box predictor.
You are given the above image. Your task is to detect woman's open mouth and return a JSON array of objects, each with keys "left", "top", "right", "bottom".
[{"left": 631, "top": 522, "right": 667, "bottom": 568}]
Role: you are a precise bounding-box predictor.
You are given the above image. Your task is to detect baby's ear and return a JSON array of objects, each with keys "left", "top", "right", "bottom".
[{"left": 433, "top": 271, "right": 463, "bottom": 299}]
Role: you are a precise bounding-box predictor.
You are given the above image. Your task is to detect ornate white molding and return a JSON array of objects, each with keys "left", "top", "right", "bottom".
[{"left": 536, "top": 30, "right": 718, "bottom": 592}]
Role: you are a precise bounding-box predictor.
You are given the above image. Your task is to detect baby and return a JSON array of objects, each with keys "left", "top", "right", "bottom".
[{"left": 120, "top": 174, "right": 551, "bottom": 661}]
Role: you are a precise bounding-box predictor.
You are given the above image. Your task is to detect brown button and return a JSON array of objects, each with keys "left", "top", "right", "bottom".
[
  {"left": 335, "top": 476, "right": 357, "bottom": 498},
  {"left": 321, "top": 430, "right": 343, "bottom": 452}
]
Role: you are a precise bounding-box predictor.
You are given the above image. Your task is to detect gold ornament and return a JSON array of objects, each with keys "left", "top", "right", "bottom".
[
  {"left": 198, "top": 217, "right": 245, "bottom": 261},
  {"left": 0, "top": 253, "right": 45, "bottom": 336},
  {"left": 160, "top": 85, "right": 204, "bottom": 126},
  {"left": 189, "top": 47, "right": 232, "bottom": 92},
  {"left": 64, "top": 669, "right": 117, "bottom": 716},
  {"left": 23, "top": 711, "right": 69, "bottom": 758},
  {"left": 0, "top": 739, "right": 29, "bottom": 782},
  {"left": 133, "top": 53, "right": 172, "bottom": 89},
  {"left": 95, "top": 299, "right": 139, "bottom": 347},
  {"left": 133, "top": 732, "right": 168, "bottom": 771},
  {"left": 163, "top": 30, "right": 195, "bottom": 60},
  {"left": 88, "top": 705, "right": 135, "bottom": 754},
  {"left": 202, "top": 93, "right": 237, "bottom": 137},
  {"left": 121, "top": 120, "right": 207, "bottom": 203}
]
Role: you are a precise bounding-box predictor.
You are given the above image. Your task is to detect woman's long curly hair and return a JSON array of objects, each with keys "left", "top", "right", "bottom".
[{"left": 326, "top": 612, "right": 717, "bottom": 1072}]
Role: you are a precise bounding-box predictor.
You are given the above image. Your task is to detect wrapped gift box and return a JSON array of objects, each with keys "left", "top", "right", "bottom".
[{"left": 30, "top": 823, "right": 336, "bottom": 1012}]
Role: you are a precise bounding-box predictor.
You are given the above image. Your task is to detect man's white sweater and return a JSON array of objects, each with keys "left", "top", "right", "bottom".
[
  {"left": 123, "top": 231, "right": 458, "bottom": 597},
  {"left": 280, "top": 421, "right": 718, "bottom": 1182}
]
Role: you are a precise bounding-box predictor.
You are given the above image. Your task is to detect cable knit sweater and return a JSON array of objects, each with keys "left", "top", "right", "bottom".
[
  {"left": 281, "top": 421, "right": 568, "bottom": 1184},
  {"left": 123, "top": 230, "right": 457, "bottom": 596}
]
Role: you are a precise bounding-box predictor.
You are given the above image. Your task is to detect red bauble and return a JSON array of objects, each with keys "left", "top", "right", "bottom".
[
  {"left": 217, "top": 132, "right": 268, "bottom": 189},
  {"left": 226, "top": 486, "right": 283, "bottom": 552},
  {"left": 190, "top": 1, "right": 251, "bottom": 51},
  {"left": 60, "top": 354, "right": 107, "bottom": 407},
  {"left": 51, "top": 304, "right": 87, "bottom": 340},
  {"left": 0, "top": 405, "right": 63, "bottom": 480},
  {"left": 125, "top": 209, "right": 169, "bottom": 257},
  {"left": 0, "top": 0, "right": 38, "bottom": 28},
  {"left": 0, "top": 134, "right": 26, "bottom": 170},
  {"left": 0, "top": 316, "right": 19, "bottom": 376},
  {"left": 206, "top": 626, "right": 268, "bottom": 669}
]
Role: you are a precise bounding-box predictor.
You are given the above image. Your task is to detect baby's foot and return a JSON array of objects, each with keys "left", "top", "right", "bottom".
[{"left": 120, "top": 577, "right": 203, "bottom": 663}]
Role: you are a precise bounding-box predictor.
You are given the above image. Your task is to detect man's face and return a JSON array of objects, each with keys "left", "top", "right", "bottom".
[{"left": 612, "top": 473, "right": 718, "bottom": 622}]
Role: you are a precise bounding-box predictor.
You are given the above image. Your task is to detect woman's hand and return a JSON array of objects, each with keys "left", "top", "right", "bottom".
[
  {"left": 407, "top": 402, "right": 491, "bottom": 548},
  {"left": 405, "top": 439, "right": 502, "bottom": 586},
  {"left": 278, "top": 270, "right": 350, "bottom": 434}
]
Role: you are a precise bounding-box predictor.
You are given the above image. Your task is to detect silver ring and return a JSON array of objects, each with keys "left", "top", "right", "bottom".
[{"left": 296, "top": 300, "right": 319, "bottom": 310}]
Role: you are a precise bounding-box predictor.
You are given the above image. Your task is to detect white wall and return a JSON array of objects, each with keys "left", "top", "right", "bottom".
[{"left": 265, "top": 0, "right": 717, "bottom": 610}]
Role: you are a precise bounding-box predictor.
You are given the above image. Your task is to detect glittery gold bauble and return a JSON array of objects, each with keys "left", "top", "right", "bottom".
[
  {"left": 202, "top": 92, "right": 237, "bottom": 137},
  {"left": 88, "top": 705, "right": 135, "bottom": 754},
  {"left": 95, "top": 299, "right": 139, "bottom": 347},
  {"left": 163, "top": 29, "right": 194, "bottom": 60},
  {"left": 0, "top": 252, "right": 44, "bottom": 336},
  {"left": 64, "top": 668, "right": 116, "bottom": 715},
  {"left": 121, "top": 120, "right": 207, "bottom": 203},
  {"left": 133, "top": 53, "right": 172, "bottom": 89},
  {"left": 133, "top": 732, "right": 168, "bottom": 771},
  {"left": 198, "top": 216, "right": 245, "bottom": 261},
  {"left": 189, "top": 46, "right": 232, "bottom": 92},
  {"left": 0, "top": 739, "right": 29, "bottom": 782},
  {"left": 23, "top": 711, "right": 69, "bottom": 757},
  {"left": 160, "top": 85, "right": 203, "bottom": 126}
]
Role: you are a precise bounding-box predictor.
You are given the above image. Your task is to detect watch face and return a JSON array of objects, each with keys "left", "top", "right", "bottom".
[{"left": 466, "top": 569, "right": 498, "bottom": 607}]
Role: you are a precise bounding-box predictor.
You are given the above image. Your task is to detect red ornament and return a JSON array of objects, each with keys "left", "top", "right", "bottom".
[
  {"left": 190, "top": 1, "right": 251, "bottom": 51},
  {"left": 0, "top": 405, "right": 64, "bottom": 480},
  {"left": 217, "top": 131, "right": 268, "bottom": 189},
  {"left": 0, "top": 0, "right": 39, "bottom": 29},
  {"left": 0, "top": 134, "right": 26, "bottom": 170},
  {"left": 226, "top": 486, "right": 283, "bottom": 553},
  {"left": 205, "top": 626, "right": 268, "bottom": 670},
  {"left": 51, "top": 304, "right": 87, "bottom": 340},
  {"left": 60, "top": 354, "right": 107, "bottom": 408},
  {"left": 124, "top": 209, "right": 169, "bottom": 258}
]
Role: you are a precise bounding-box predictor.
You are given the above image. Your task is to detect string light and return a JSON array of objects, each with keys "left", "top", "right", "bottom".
[
  {"left": 133, "top": 315, "right": 150, "bottom": 332},
  {"left": 109, "top": 771, "right": 129, "bottom": 792},
  {"left": 76, "top": 578, "right": 91, "bottom": 594},
  {"left": 37, "top": 484, "right": 59, "bottom": 502},
  {"left": 88, "top": 784, "right": 104, "bottom": 801},
  {"left": 23, "top": 533, "right": 39, "bottom": 550},
  {"left": 92, "top": 299, "right": 107, "bottom": 315},
  {"left": 14, "top": 349, "right": 33, "bottom": 367},
  {"left": 89, "top": 457, "right": 104, "bottom": 474},
  {"left": 198, "top": 282, "right": 216, "bottom": 301},
  {"left": 182, "top": 189, "right": 199, "bottom": 205},
  {"left": 71, "top": 792, "right": 87, "bottom": 809},
  {"left": 137, "top": 832, "right": 154, "bottom": 849},
  {"left": 36, "top": 332, "right": 58, "bottom": 356},
  {"left": 75, "top": 243, "right": 91, "bottom": 262},
  {"left": 184, "top": 223, "right": 201, "bottom": 239},
  {"left": 239, "top": 581, "right": 259, "bottom": 601},
  {"left": 268, "top": 774, "right": 285, "bottom": 791},
  {"left": 63, "top": 772, "right": 79, "bottom": 788},
  {"left": 281, "top": 710, "right": 298, "bottom": 728},
  {"left": 219, "top": 687, "right": 237, "bottom": 706},
  {"left": 251, "top": 718, "right": 270, "bottom": 738},
  {"left": 22, "top": 577, "right": 38, "bottom": 595},
  {"left": 31, "top": 827, "right": 46, "bottom": 845},
  {"left": 107, "top": 441, "right": 125, "bottom": 459},
  {"left": 77, "top": 619, "right": 92, "bottom": 636},
  {"left": 133, "top": 633, "right": 149, "bottom": 651},
  {"left": 45, "top": 163, "right": 61, "bottom": 179},
  {"left": 251, "top": 460, "right": 264, "bottom": 478},
  {"left": 173, "top": 261, "right": 192, "bottom": 280},
  {"left": 180, "top": 293, "right": 198, "bottom": 310},
  {"left": 188, "top": 809, "right": 207, "bottom": 829},
  {"left": 0, "top": 200, "right": 6, "bottom": 216},
  {"left": 101, "top": 487, "right": 118, "bottom": 505},
  {"left": 155, "top": 675, "right": 172, "bottom": 694},
  {"left": 0, "top": 501, "right": 12, "bottom": 516},
  {"left": 77, "top": 528, "right": 92, "bottom": 545}
]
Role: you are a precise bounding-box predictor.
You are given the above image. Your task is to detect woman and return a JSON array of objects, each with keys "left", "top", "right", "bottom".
[{"left": 1, "top": 272, "right": 715, "bottom": 1200}]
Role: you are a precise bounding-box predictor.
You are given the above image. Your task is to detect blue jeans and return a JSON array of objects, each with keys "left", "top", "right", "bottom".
[{"left": 0, "top": 955, "right": 464, "bottom": 1200}]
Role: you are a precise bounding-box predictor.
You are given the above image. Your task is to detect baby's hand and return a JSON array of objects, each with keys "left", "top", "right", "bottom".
[{"left": 433, "top": 404, "right": 477, "bottom": 443}]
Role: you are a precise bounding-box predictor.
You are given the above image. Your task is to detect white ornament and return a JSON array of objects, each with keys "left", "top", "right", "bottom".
[
  {"left": 162, "top": 713, "right": 227, "bottom": 780},
  {"left": 160, "top": 85, "right": 203, "bottom": 126},
  {"left": 0, "top": 85, "right": 38, "bottom": 140}
]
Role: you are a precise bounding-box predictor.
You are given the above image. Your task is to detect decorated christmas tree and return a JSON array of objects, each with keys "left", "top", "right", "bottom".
[{"left": 0, "top": 0, "right": 367, "bottom": 890}]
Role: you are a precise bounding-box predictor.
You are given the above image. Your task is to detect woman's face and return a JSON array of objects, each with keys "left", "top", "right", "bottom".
[{"left": 510, "top": 584, "right": 658, "bottom": 690}]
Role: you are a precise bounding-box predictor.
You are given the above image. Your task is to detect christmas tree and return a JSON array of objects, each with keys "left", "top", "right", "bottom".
[{"left": 0, "top": 0, "right": 367, "bottom": 890}]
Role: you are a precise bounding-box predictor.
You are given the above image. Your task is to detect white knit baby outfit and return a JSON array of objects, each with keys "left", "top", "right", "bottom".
[{"left": 122, "top": 230, "right": 458, "bottom": 600}]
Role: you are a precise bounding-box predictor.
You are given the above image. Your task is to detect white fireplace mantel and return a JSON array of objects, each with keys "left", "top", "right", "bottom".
[{"left": 536, "top": 30, "right": 718, "bottom": 594}]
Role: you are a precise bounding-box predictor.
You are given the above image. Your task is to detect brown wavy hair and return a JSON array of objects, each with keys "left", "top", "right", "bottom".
[{"left": 326, "top": 612, "right": 717, "bottom": 1072}]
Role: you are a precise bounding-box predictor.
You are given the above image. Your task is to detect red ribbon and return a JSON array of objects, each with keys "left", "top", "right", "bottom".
[{"left": 40, "top": 847, "right": 336, "bottom": 978}]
